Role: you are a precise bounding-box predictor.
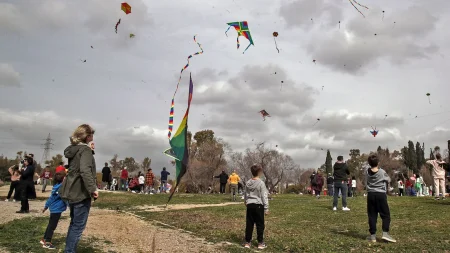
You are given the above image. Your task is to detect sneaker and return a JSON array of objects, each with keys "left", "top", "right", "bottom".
[
  {"left": 316, "top": 195, "right": 320, "bottom": 199},
  {"left": 381, "top": 232, "right": 396, "bottom": 243},
  {"left": 4, "top": 199, "right": 8, "bottom": 202},
  {"left": 367, "top": 234, "right": 376, "bottom": 242},
  {"left": 333, "top": 207, "right": 337, "bottom": 211},
  {"left": 342, "top": 207, "right": 351, "bottom": 211},
  {"left": 43, "top": 242, "right": 56, "bottom": 249},
  {"left": 243, "top": 242, "right": 251, "bottom": 249},
  {"left": 257, "top": 243, "right": 267, "bottom": 249},
  {"left": 13, "top": 199, "right": 16, "bottom": 202},
  {"left": 435, "top": 197, "right": 440, "bottom": 200},
  {"left": 16, "top": 210, "right": 29, "bottom": 214},
  {"left": 40, "top": 239, "right": 45, "bottom": 245}
]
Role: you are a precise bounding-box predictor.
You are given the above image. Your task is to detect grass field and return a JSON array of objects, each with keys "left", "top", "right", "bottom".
[{"left": 98, "top": 193, "right": 450, "bottom": 253}]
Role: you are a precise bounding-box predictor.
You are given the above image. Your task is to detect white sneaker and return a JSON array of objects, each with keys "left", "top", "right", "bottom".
[
  {"left": 342, "top": 207, "right": 351, "bottom": 211},
  {"left": 13, "top": 199, "right": 16, "bottom": 202},
  {"left": 4, "top": 199, "right": 9, "bottom": 202},
  {"left": 333, "top": 207, "right": 337, "bottom": 211}
]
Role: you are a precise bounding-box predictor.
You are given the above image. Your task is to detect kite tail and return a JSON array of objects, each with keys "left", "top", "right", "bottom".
[
  {"left": 348, "top": 0, "right": 366, "bottom": 17},
  {"left": 167, "top": 35, "right": 204, "bottom": 139},
  {"left": 225, "top": 26, "right": 231, "bottom": 37},
  {"left": 242, "top": 42, "right": 252, "bottom": 54},
  {"left": 273, "top": 37, "right": 279, "bottom": 53},
  {"left": 236, "top": 36, "right": 240, "bottom": 49},
  {"left": 352, "top": 0, "right": 369, "bottom": 9}
]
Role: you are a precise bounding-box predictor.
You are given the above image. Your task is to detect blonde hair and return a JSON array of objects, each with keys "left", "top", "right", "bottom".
[{"left": 70, "top": 124, "right": 95, "bottom": 145}]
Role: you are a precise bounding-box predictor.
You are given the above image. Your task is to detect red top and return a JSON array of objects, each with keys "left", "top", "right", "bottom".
[
  {"left": 121, "top": 169, "right": 128, "bottom": 179},
  {"left": 41, "top": 171, "right": 52, "bottom": 179},
  {"left": 405, "top": 180, "right": 412, "bottom": 188},
  {"left": 55, "top": 165, "right": 66, "bottom": 173}
]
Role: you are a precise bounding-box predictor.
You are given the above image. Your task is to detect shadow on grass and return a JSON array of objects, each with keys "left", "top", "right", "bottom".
[{"left": 332, "top": 229, "right": 367, "bottom": 240}]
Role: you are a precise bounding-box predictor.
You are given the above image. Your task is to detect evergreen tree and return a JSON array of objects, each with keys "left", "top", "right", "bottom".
[
  {"left": 385, "top": 147, "right": 390, "bottom": 158},
  {"left": 430, "top": 148, "right": 435, "bottom": 160},
  {"left": 416, "top": 142, "right": 423, "bottom": 170},
  {"left": 377, "top": 146, "right": 383, "bottom": 155},
  {"left": 408, "top": 141, "right": 418, "bottom": 172},
  {"left": 325, "top": 150, "right": 333, "bottom": 175}
]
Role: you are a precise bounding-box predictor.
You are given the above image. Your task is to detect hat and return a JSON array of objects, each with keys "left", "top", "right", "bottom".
[{"left": 56, "top": 165, "right": 66, "bottom": 173}]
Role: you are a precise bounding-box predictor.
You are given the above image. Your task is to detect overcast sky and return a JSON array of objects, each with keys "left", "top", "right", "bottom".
[{"left": 1, "top": 0, "right": 450, "bottom": 173}]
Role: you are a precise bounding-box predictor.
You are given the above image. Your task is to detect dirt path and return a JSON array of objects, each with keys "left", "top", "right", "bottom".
[
  {"left": 0, "top": 200, "right": 227, "bottom": 252},
  {"left": 135, "top": 202, "right": 241, "bottom": 212}
]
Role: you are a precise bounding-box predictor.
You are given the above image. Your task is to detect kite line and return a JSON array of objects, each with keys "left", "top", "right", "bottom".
[{"left": 168, "top": 35, "right": 203, "bottom": 139}]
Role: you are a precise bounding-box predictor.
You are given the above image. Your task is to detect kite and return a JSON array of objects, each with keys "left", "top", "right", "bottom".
[
  {"left": 384, "top": 115, "right": 388, "bottom": 120},
  {"left": 121, "top": 2, "right": 131, "bottom": 15},
  {"left": 348, "top": 0, "right": 369, "bottom": 18},
  {"left": 115, "top": 19, "right": 121, "bottom": 33},
  {"left": 280, "top": 80, "right": 284, "bottom": 91},
  {"left": 163, "top": 74, "right": 194, "bottom": 204},
  {"left": 225, "top": 21, "right": 254, "bottom": 54},
  {"left": 338, "top": 21, "right": 341, "bottom": 29},
  {"left": 91, "top": 46, "right": 93, "bottom": 49},
  {"left": 167, "top": 35, "right": 204, "bottom": 139},
  {"left": 426, "top": 93, "right": 431, "bottom": 104},
  {"left": 259, "top": 110, "right": 270, "bottom": 121},
  {"left": 370, "top": 126, "right": 378, "bottom": 137},
  {"left": 313, "top": 118, "right": 320, "bottom": 126},
  {"left": 129, "top": 33, "right": 135, "bottom": 38},
  {"left": 382, "top": 10, "right": 385, "bottom": 20},
  {"left": 311, "top": 18, "right": 313, "bottom": 24},
  {"left": 313, "top": 59, "right": 316, "bottom": 64},
  {"left": 273, "top": 32, "right": 280, "bottom": 53},
  {"left": 322, "top": 86, "right": 324, "bottom": 91},
  {"left": 393, "top": 22, "right": 396, "bottom": 28}
]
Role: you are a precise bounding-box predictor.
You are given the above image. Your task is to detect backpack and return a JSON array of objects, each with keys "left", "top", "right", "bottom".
[{"left": 312, "top": 174, "right": 318, "bottom": 186}]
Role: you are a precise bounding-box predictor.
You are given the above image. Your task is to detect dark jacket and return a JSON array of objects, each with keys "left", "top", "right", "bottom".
[
  {"left": 20, "top": 164, "right": 37, "bottom": 199},
  {"left": 313, "top": 174, "right": 324, "bottom": 192},
  {"left": 327, "top": 176, "right": 334, "bottom": 185},
  {"left": 333, "top": 162, "right": 350, "bottom": 182},
  {"left": 215, "top": 172, "right": 229, "bottom": 184},
  {"left": 161, "top": 170, "right": 170, "bottom": 181},
  {"left": 60, "top": 144, "right": 97, "bottom": 204},
  {"left": 101, "top": 166, "right": 111, "bottom": 182}
]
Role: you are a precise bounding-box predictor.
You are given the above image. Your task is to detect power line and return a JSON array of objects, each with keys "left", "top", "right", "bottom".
[{"left": 40, "top": 133, "right": 54, "bottom": 165}]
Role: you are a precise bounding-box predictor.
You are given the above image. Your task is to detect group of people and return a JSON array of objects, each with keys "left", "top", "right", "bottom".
[{"left": 213, "top": 170, "right": 243, "bottom": 201}]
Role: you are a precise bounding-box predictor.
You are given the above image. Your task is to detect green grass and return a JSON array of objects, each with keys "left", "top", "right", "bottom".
[
  {"left": 94, "top": 192, "right": 234, "bottom": 210},
  {"left": 0, "top": 216, "right": 101, "bottom": 253},
  {"left": 134, "top": 195, "right": 450, "bottom": 252}
]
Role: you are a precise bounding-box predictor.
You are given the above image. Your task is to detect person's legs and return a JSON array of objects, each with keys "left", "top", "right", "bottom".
[
  {"left": 20, "top": 183, "right": 29, "bottom": 211},
  {"left": 367, "top": 193, "right": 378, "bottom": 235},
  {"left": 377, "top": 193, "right": 391, "bottom": 233},
  {"left": 434, "top": 177, "right": 440, "bottom": 197},
  {"left": 65, "top": 199, "right": 91, "bottom": 253},
  {"left": 333, "top": 183, "right": 340, "bottom": 208},
  {"left": 439, "top": 178, "right": 445, "bottom": 198},
  {"left": 254, "top": 205, "right": 265, "bottom": 243},
  {"left": 7, "top": 181, "right": 17, "bottom": 199},
  {"left": 220, "top": 183, "right": 225, "bottom": 194},
  {"left": 341, "top": 184, "right": 348, "bottom": 208},
  {"left": 44, "top": 213, "right": 62, "bottom": 242},
  {"left": 245, "top": 206, "right": 255, "bottom": 243},
  {"left": 353, "top": 187, "right": 357, "bottom": 197},
  {"left": 42, "top": 179, "right": 47, "bottom": 192}
]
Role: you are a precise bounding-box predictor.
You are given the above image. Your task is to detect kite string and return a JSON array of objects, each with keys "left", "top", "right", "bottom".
[
  {"left": 167, "top": 35, "right": 204, "bottom": 139},
  {"left": 273, "top": 37, "right": 279, "bottom": 53},
  {"left": 348, "top": 0, "right": 367, "bottom": 18},
  {"left": 352, "top": 0, "right": 368, "bottom": 9}
]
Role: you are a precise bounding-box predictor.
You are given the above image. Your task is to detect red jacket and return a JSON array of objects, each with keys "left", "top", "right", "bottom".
[
  {"left": 405, "top": 180, "right": 412, "bottom": 188},
  {"left": 121, "top": 169, "right": 128, "bottom": 179},
  {"left": 41, "top": 171, "right": 52, "bottom": 179}
]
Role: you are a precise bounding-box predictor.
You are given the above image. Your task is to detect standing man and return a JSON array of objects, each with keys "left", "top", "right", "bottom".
[
  {"left": 120, "top": 167, "right": 128, "bottom": 191},
  {"left": 161, "top": 167, "right": 170, "bottom": 193},
  {"left": 17, "top": 157, "right": 36, "bottom": 213},
  {"left": 327, "top": 173, "right": 334, "bottom": 197},
  {"left": 228, "top": 170, "right": 241, "bottom": 201},
  {"left": 101, "top": 163, "right": 111, "bottom": 190},
  {"left": 145, "top": 168, "right": 155, "bottom": 194},
  {"left": 333, "top": 156, "right": 351, "bottom": 211},
  {"left": 40, "top": 166, "right": 52, "bottom": 193},
  {"left": 214, "top": 170, "right": 229, "bottom": 194}
]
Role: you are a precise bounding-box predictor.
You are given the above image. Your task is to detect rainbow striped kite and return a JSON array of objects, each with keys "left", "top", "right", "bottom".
[{"left": 225, "top": 21, "right": 254, "bottom": 54}]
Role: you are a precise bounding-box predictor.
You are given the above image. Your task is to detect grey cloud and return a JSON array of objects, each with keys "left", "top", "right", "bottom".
[{"left": 0, "top": 63, "right": 20, "bottom": 87}]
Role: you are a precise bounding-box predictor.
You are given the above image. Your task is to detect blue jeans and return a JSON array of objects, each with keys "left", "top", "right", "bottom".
[
  {"left": 333, "top": 181, "right": 348, "bottom": 208},
  {"left": 65, "top": 198, "right": 91, "bottom": 253}
]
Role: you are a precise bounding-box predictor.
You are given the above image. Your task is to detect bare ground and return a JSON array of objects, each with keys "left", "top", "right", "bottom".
[{"left": 134, "top": 202, "right": 241, "bottom": 212}]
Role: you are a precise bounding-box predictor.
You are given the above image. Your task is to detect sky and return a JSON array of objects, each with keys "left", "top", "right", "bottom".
[{"left": 1, "top": 0, "right": 450, "bottom": 173}]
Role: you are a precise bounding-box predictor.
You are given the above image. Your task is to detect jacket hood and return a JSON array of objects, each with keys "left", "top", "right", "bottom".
[
  {"left": 246, "top": 178, "right": 263, "bottom": 190},
  {"left": 52, "top": 182, "right": 62, "bottom": 193},
  {"left": 334, "top": 162, "right": 346, "bottom": 169},
  {"left": 64, "top": 144, "right": 87, "bottom": 159},
  {"left": 231, "top": 172, "right": 236, "bottom": 176}
]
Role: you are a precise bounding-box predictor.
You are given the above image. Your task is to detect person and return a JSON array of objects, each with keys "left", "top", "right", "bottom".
[
  {"left": 214, "top": 170, "right": 229, "bottom": 194},
  {"left": 351, "top": 176, "right": 357, "bottom": 197},
  {"left": 55, "top": 162, "right": 65, "bottom": 174},
  {"left": 397, "top": 178, "right": 404, "bottom": 196},
  {"left": 228, "top": 170, "right": 241, "bottom": 201},
  {"left": 243, "top": 164, "right": 269, "bottom": 250},
  {"left": 238, "top": 181, "right": 244, "bottom": 195},
  {"left": 160, "top": 167, "right": 170, "bottom": 193},
  {"left": 145, "top": 168, "right": 155, "bottom": 194},
  {"left": 128, "top": 176, "right": 140, "bottom": 193},
  {"left": 310, "top": 171, "right": 316, "bottom": 195},
  {"left": 405, "top": 178, "right": 412, "bottom": 196},
  {"left": 326, "top": 173, "right": 334, "bottom": 197},
  {"left": 427, "top": 153, "right": 447, "bottom": 200},
  {"left": 120, "top": 167, "right": 128, "bottom": 191},
  {"left": 415, "top": 174, "right": 423, "bottom": 197},
  {"left": 313, "top": 171, "right": 324, "bottom": 199},
  {"left": 5, "top": 165, "right": 21, "bottom": 202},
  {"left": 59, "top": 124, "right": 98, "bottom": 253},
  {"left": 333, "top": 156, "right": 350, "bottom": 211},
  {"left": 40, "top": 166, "right": 52, "bottom": 193},
  {"left": 101, "top": 162, "right": 111, "bottom": 190},
  {"left": 17, "top": 156, "right": 36, "bottom": 213},
  {"left": 40, "top": 172, "right": 67, "bottom": 249},
  {"left": 365, "top": 154, "right": 396, "bottom": 243},
  {"left": 138, "top": 172, "right": 145, "bottom": 194}
]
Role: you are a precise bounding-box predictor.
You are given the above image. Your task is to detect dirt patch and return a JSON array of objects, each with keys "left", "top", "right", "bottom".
[{"left": 135, "top": 202, "right": 241, "bottom": 212}]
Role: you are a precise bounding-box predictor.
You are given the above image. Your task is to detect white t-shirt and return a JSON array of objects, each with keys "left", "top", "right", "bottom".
[
  {"left": 138, "top": 175, "right": 145, "bottom": 184},
  {"left": 351, "top": 180, "right": 356, "bottom": 188},
  {"left": 398, "top": 180, "right": 404, "bottom": 189}
]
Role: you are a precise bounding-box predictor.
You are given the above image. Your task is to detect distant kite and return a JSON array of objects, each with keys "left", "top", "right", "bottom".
[
  {"left": 426, "top": 93, "right": 431, "bottom": 104},
  {"left": 259, "top": 110, "right": 270, "bottom": 121},
  {"left": 129, "top": 33, "right": 135, "bottom": 38},
  {"left": 313, "top": 118, "right": 320, "bottom": 126},
  {"left": 121, "top": 2, "right": 131, "bottom": 14},
  {"left": 273, "top": 32, "right": 280, "bottom": 53},
  {"left": 225, "top": 21, "right": 254, "bottom": 54},
  {"left": 370, "top": 126, "right": 378, "bottom": 137}
]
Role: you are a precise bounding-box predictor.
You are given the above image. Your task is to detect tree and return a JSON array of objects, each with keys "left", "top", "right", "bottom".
[
  {"left": 416, "top": 142, "right": 423, "bottom": 170},
  {"left": 109, "top": 154, "right": 123, "bottom": 174},
  {"left": 123, "top": 157, "right": 139, "bottom": 173},
  {"left": 404, "top": 141, "right": 418, "bottom": 173},
  {"left": 429, "top": 148, "right": 435, "bottom": 160},
  {"left": 45, "top": 154, "right": 64, "bottom": 174},
  {"left": 325, "top": 150, "right": 332, "bottom": 175},
  {"left": 142, "top": 157, "right": 151, "bottom": 170},
  {"left": 377, "top": 146, "right": 383, "bottom": 155},
  {"left": 193, "top": 130, "right": 214, "bottom": 146},
  {"left": 385, "top": 147, "right": 390, "bottom": 159}
]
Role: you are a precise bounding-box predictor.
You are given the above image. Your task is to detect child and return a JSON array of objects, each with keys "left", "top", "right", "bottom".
[
  {"left": 138, "top": 172, "right": 145, "bottom": 194},
  {"left": 365, "top": 154, "right": 396, "bottom": 243},
  {"left": 40, "top": 172, "right": 67, "bottom": 249},
  {"left": 244, "top": 164, "right": 269, "bottom": 250}
]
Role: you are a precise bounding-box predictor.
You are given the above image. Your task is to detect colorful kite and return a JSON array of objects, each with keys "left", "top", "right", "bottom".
[
  {"left": 426, "top": 93, "right": 431, "bottom": 104},
  {"left": 273, "top": 32, "right": 280, "bottom": 53},
  {"left": 129, "top": 33, "right": 135, "bottom": 38},
  {"left": 225, "top": 21, "right": 254, "bottom": 54},
  {"left": 259, "top": 110, "right": 270, "bottom": 121},
  {"left": 370, "top": 126, "right": 378, "bottom": 137},
  {"left": 121, "top": 2, "right": 131, "bottom": 14},
  {"left": 115, "top": 19, "right": 121, "bottom": 33},
  {"left": 167, "top": 35, "right": 204, "bottom": 139},
  {"left": 348, "top": 0, "right": 369, "bottom": 18}
]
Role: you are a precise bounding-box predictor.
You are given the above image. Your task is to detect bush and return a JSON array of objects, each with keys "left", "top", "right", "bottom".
[{"left": 285, "top": 185, "right": 302, "bottom": 194}]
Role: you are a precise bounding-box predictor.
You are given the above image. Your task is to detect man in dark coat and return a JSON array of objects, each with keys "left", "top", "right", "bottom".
[
  {"left": 101, "top": 162, "right": 111, "bottom": 190},
  {"left": 214, "top": 170, "right": 229, "bottom": 194},
  {"left": 17, "top": 156, "right": 36, "bottom": 213}
]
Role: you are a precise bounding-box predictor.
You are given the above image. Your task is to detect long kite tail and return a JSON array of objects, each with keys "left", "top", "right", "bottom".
[
  {"left": 273, "top": 37, "right": 280, "bottom": 53},
  {"left": 225, "top": 26, "right": 231, "bottom": 37},
  {"left": 348, "top": 0, "right": 367, "bottom": 18},
  {"left": 167, "top": 35, "right": 204, "bottom": 139},
  {"left": 352, "top": 0, "right": 368, "bottom": 9},
  {"left": 115, "top": 18, "right": 121, "bottom": 34}
]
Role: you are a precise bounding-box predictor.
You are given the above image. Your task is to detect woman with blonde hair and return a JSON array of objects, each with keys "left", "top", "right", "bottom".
[{"left": 59, "top": 124, "right": 98, "bottom": 253}]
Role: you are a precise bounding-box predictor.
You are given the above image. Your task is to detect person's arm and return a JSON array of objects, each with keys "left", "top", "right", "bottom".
[
  {"left": 261, "top": 183, "right": 269, "bottom": 212},
  {"left": 79, "top": 148, "right": 97, "bottom": 195},
  {"left": 214, "top": 175, "right": 220, "bottom": 178},
  {"left": 345, "top": 164, "right": 350, "bottom": 175},
  {"left": 8, "top": 166, "right": 14, "bottom": 175}
]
